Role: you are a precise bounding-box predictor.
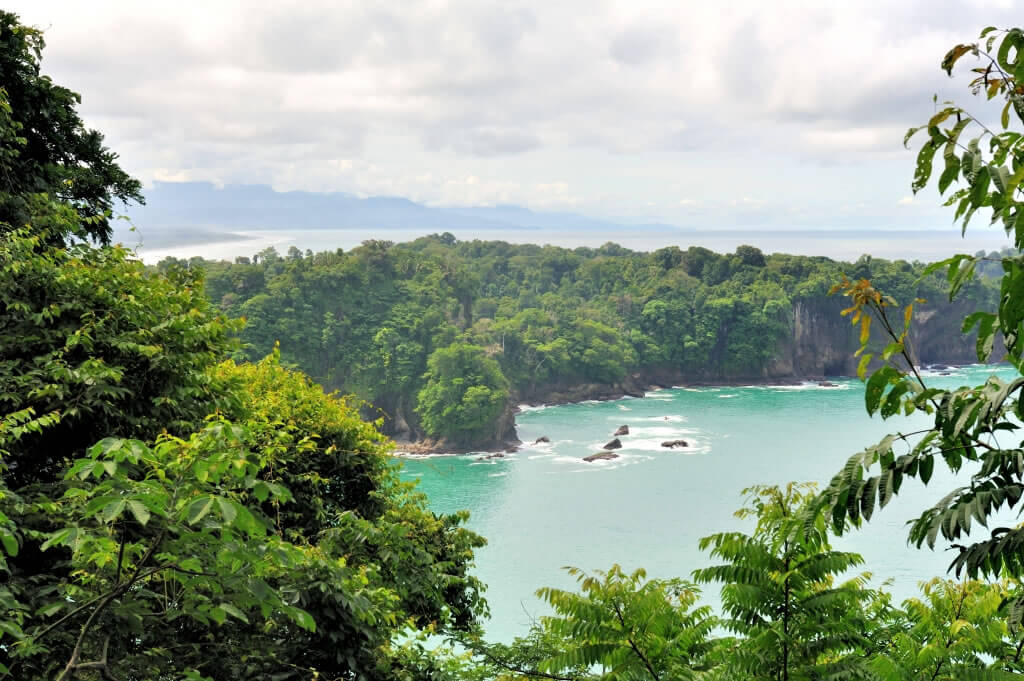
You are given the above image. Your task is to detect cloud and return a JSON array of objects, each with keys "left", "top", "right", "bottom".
[{"left": 5, "top": 0, "right": 1017, "bottom": 227}]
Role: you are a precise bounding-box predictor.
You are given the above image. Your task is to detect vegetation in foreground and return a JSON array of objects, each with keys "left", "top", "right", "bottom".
[{"left": 3, "top": 10, "right": 1024, "bottom": 681}]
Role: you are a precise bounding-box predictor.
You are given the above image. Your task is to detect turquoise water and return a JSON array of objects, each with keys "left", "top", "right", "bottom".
[{"left": 401, "top": 365, "right": 1019, "bottom": 643}]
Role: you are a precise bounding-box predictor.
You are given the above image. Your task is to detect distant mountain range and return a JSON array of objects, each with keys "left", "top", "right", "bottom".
[{"left": 116, "top": 182, "right": 688, "bottom": 248}]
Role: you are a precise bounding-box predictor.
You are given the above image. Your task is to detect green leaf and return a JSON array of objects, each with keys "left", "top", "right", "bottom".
[
  {"left": 292, "top": 608, "right": 316, "bottom": 632},
  {"left": 186, "top": 496, "right": 215, "bottom": 525},
  {"left": 216, "top": 497, "right": 237, "bottom": 526},
  {"left": 101, "top": 499, "right": 126, "bottom": 524},
  {"left": 0, "top": 531, "right": 18, "bottom": 557},
  {"left": 865, "top": 367, "right": 900, "bottom": 415},
  {"left": 920, "top": 455, "right": 935, "bottom": 485},
  {"left": 217, "top": 602, "right": 249, "bottom": 623},
  {"left": 912, "top": 138, "right": 942, "bottom": 193},
  {"left": 127, "top": 499, "right": 151, "bottom": 526}
]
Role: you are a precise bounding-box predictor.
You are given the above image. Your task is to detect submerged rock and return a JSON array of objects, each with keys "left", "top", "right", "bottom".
[
  {"left": 583, "top": 452, "right": 619, "bottom": 462},
  {"left": 818, "top": 381, "right": 838, "bottom": 388},
  {"left": 661, "top": 439, "right": 688, "bottom": 448},
  {"left": 603, "top": 437, "right": 623, "bottom": 450},
  {"left": 614, "top": 425, "right": 629, "bottom": 436},
  {"left": 533, "top": 436, "right": 550, "bottom": 444},
  {"left": 476, "top": 452, "right": 505, "bottom": 461}
]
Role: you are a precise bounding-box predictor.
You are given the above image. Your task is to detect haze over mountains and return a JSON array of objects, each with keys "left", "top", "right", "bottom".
[{"left": 117, "top": 182, "right": 687, "bottom": 248}]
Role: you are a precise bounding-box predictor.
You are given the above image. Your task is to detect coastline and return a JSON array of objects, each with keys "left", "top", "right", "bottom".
[
  {"left": 392, "top": 372, "right": 842, "bottom": 458},
  {"left": 391, "top": 360, "right": 988, "bottom": 457}
]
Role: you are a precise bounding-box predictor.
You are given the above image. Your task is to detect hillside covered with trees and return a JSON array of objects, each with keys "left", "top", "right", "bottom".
[
  {"left": 165, "top": 238, "right": 1001, "bottom": 450},
  {"left": 7, "top": 9, "right": 1024, "bottom": 681}
]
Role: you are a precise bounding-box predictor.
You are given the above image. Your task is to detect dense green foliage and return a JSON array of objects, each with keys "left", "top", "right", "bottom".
[
  {"left": 0, "top": 223, "right": 487, "bottom": 680},
  {"left": 694, "top": 484, "right": 876, "bottom": 681},
  {"left": 819, "top": 26, "right": 1024, "bottom": 589},
  {"left": 178, "top": 236, "right": 996, "bottom": 447},
  {"left": 7, "top": 13, "right": 1024, "bottom": 681},
  {"left": 0, "top": 14, "right": 485, "bottom": 678},
  {"left": 0, "top": 11, "right": 143, "bottom": 243},
  {"left": 463, "top": 485, "right": 1024, "bottom": 680},
  {"left": 417, "top": 343, "right": 510, "bottom": 444}
]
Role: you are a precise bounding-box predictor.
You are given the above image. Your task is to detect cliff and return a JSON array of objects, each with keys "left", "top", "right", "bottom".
[
  {"left": 392, "top": 295, "right": 996, "bottom": 453},
  {"left": 516, "top": 295, "right": 993, "bottom": 409}
]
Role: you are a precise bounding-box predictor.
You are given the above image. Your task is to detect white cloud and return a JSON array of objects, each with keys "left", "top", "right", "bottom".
[{"left": 5, "top": 0, "right": 1015, "bottom": 227}]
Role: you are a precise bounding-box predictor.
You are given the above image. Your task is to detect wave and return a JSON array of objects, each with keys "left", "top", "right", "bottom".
[{"left": 627, "top": 426, "right": 698, "bottom": 438}]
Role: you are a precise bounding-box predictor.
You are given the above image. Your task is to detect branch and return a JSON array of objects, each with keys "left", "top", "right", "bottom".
[{"left": 612, "top": 600, "right": 661, "bottom": 681}]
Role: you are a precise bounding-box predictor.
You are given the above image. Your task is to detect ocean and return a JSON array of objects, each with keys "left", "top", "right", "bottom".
[
  {"left": 401, "top": 365, "right": 1020, "bottom": 643},
  {"left": 126, "top": 226, "right": 1014, "bottom": 264}
]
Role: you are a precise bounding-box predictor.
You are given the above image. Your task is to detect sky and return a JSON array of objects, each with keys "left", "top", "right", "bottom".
[{"left": 8, "top": 0, "right": 1022, "bottom": 230}]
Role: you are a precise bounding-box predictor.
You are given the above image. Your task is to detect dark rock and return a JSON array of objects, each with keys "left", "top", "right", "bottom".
[
  {"left": 583, "top": 451, "right": 619, "bottom": 462},
  {"left": 504, "top": 446, "right": 519, "bottom": 453},
  {"left": 818, "top": 381, "right": 838, "bottom": 387},
  {"left": 939, "top": 371, "right": 951, "bottom": 375},
  {"left": 477, "top": 452, "right": 505, "bottom": 461},
  {"left": 614, "top": 425, "right": 629, "bottom": 436},
  {"left": 533, "top": 436, "right": 550, "bottom": 444},
  {"left": 661, "top": 439, "right": 689, "bottom": 448},
  {"left": 603, "top": 438, "right": 623, "bottom": 450}
]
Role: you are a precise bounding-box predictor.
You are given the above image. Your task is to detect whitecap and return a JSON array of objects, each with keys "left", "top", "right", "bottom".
[
  {"left": 628, "top": 426, "right": 697, "bottom": 437},
  {"left": 639, "top": 414, "right": 687, "bottom": 422}
]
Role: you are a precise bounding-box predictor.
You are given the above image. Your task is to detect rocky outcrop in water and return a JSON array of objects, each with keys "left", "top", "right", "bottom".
[
  {"left": 603, "top": 438, "right": 622, "bottom": 450},
  {"left": 662, "top": 439, "right": 689, "bottom": 448},
  {"left": 614, "top": 425, "right": 629, "bottom": 436},
  {"left": 583, "top": 452, "right": 619, "bottom": 462}
]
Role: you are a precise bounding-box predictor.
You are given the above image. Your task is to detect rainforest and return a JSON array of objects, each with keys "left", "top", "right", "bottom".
[
  {"left": 162, "top": 238, "right": 1002, "bottom": 452},
  {"left": 6, "top": 9, "right": 1024, "bottom": 681}
]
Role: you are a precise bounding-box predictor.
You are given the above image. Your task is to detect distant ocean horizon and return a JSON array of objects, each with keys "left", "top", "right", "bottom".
[{"left": 120, "top": 225, "right": 1015, "bottom": 265}]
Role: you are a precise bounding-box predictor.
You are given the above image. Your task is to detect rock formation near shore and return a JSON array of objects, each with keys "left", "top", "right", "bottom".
[{"left": 583, "top": 452, "right": 619, "bottom": 462}]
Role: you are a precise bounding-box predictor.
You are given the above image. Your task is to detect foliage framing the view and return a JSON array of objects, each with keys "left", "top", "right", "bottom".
[
  {"left": 821, "top": 28, "right": 1024, "bottom": 585},
  {"left": 0, "top": 13, "right": 143, "bottom": 244}
]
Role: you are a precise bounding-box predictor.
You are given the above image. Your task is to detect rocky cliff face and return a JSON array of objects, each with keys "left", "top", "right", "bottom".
[
  {"left": 394, "top": 296, "right": 994, "bottom": 452},
  {"left": 520, "top": 296, "right": 993, "bottom": 409},
  {"left": 767, "top": 296, "right": 990, "bottom": 380}
]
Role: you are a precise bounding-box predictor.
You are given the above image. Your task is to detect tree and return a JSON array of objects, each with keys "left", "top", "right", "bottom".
[
  {"left": 735, "top": 245, "right": 766, "bottom": 268},
  {"left": 0, "top": 12, "right": 143, "bottom": 244},
  {"left": 819, "top": 26, "right": 1024, "bottom": 589},
  {"left": 693, "top": 484, "right": 877, "bottom": 681},
  {"left": 465, "top": 565, "right": 714, "bottom": 681},
  {"left": 534, "top": 565, "right": 714, "bottom": 681},
  {"left": 871, "top": 578, "right": 1024, "bottom": 680},
  {"left": 416, "top": 343, "right": 510, "bottom": 445},
  {"left": 0, "top": 222, "right": 239, "bottom": 491}
]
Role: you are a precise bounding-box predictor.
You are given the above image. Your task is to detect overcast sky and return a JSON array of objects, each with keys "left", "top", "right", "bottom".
[{"left": 8, "top": 1, "right": 1021, "bottom": 229}]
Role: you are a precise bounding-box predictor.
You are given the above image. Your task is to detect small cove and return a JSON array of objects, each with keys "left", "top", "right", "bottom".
[{"left": 401, "top": 365, "right": 1019, "bottom": 643}]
